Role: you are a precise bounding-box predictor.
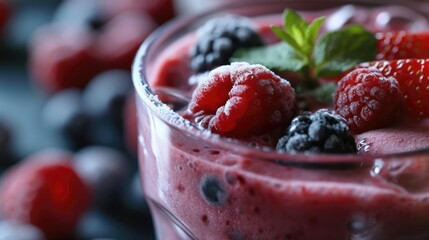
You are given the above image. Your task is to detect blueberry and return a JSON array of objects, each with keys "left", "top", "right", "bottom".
[
  {"left": 0, "top": 221, "right": 46, "bottom": 240},
  {"left": 74, "top": 146, "right": 131, "bottom": 207},
  {"left": 82, "top": 69, "right": 133, "bottom": 130},
  {"left": 276, "top": 109, "right": 357, "bottom": 154},
  {"left": 199, "top": 175, "right": 228, "bottom": 205},
  {"left": 190, "top": 15, "right": 264, "bottom": 73},
  {"left": 41, "top": 89, "right": 92, "bottom": 149}
]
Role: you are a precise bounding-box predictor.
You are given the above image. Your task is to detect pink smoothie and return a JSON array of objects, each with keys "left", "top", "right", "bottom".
[{"left": 135, "top": 3, "right": 429, "bottom": 240}]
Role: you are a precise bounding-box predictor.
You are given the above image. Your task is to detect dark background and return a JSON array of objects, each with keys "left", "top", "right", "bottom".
[{"left": 0, "top": 0, "right": 187, "bottom": 239}]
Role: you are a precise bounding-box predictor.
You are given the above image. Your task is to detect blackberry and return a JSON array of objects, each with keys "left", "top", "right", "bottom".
[
  {"left": 276, "top": 109, "right": 357, "bottom": 154},
  {"left": 190, "top": 15, "right": 264, "bottom": 73}
]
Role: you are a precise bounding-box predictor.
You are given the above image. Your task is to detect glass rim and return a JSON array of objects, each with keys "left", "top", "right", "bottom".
[{"left": 132, "top": 0, "right": 429, "bottom": 164}]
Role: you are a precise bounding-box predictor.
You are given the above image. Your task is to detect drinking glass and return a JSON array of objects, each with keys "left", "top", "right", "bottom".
[{"left": 132, "top": 1, "right": 429, "bottom": 239}]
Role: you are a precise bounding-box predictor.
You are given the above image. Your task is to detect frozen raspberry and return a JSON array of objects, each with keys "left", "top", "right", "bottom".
[
  {"left": 0, "top": 150, "right": 92, "bottom": 239},
  {"left": 334, "top": 68, "right": 403, "bottom": 134},
  {"left": 276, "top": 109, "right": 357, "bottom": 154},
  {"left": 188, "top": 62, "right": 295, "bottom": 137},
  {"left": 190, "top": 16, "right": 264, "bottom": 73}
]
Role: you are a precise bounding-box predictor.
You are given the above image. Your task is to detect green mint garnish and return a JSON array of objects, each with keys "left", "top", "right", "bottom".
[
  {"left": 230, "top": 9, "right": 377, "bottom": 90},
  {"left": 233, "top": 43, "right": 306, "bottom": 72},
  {"left": 313, "top": 25, "right": 377, "bottom": 78}
]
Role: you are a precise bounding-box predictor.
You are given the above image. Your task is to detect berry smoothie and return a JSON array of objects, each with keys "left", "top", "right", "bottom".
[{"left": 133, "top": 1, "right": 429, "bottom": 239}]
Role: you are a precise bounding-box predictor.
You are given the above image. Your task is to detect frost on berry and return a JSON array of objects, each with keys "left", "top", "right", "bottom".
[
  {"left": 334, "top": 68, "right": 403, "bottom": 133},
  {"left": 188, "top": 62, "right": 295, "bottom": 137}
]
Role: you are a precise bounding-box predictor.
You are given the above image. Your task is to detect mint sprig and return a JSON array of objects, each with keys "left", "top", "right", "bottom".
[
  {"left": 313, "top": 25, "right": 377, "bottom": 78},
  {"left": 272, "top": 9, "right": 325, "bottom": 64},
  {"left": 231, "top": 9, "right": 377, "bottom": 90}
]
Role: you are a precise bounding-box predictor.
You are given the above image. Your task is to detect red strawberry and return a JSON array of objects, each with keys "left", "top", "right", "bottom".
[
  {"left": 0, "top": 150, "right": 92, "bottom": 239},
  {"left": 334, "top": 68, "right": 403, "bottom": 134},
  {"left": 376, "top": 31, "right": 429, "bottom": 60},
  {"left": 188, "top": 62, "right": 296, "bottom": 137},
  {"left": 357, "top": 59, "right": 429, "bottom": 118},
  {"left": 326, "top": 31, "right": 429, "bottom": 83}
]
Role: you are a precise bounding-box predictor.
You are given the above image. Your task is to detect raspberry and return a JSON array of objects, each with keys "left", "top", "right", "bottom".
[
  {"left": 334, "top": 68, "right": 403, "bottom": 134},
  {"left": 93, "top": 10, "right": 157, "bottom": 70},
  {"left": 189, "top": 16, "right": 264, "bottom": 73},
  {"left": 29, "top": 25, "right": 104, "bottom": 93},
  {"left": 0, "top": 150, "right": 92, "bottom": 239},
  {"left": 357, "top": 59, "right": 429, "bottom": 118},
  {"left": 276, "top": 109, "right": 357, "bottom": 154},
  {"left": 103, "top": 0, "right": 175, "bottom": 24},
  {"left": 188, "top": 62, "right": 295, "bottom": 137}
]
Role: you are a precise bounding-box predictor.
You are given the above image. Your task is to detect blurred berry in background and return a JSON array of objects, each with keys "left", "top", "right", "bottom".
[{"left": 0, "top": 0, "right": 183, "bottom": 239}]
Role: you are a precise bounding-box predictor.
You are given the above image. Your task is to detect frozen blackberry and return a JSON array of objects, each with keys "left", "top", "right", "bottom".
[
  {"left": 190, "top": 15, "right": 264, "bottom": 73},
  {"left": 276, "top": 109, "right": 357, "bottom": 154}
]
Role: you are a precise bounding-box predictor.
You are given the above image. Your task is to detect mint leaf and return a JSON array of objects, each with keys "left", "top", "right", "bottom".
[
  {"left": 283, "top": 9, "right": 308, "bottom": 46},
  {"left": 313, "top": 25, "right": 377, "bottom": 77},
  {"left": 305, "top": 17, "right": 325, "bottom": 53},
  {"left": 271, "top": 26, "right": 305, "bottom": 57},
  {"left": 231, "top": 43, "right": 307, "bottom": 72}
]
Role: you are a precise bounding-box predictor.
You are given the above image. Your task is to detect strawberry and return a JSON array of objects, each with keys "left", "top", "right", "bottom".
[
  {"left": 334, "top": 68, "right": 403, "bottom": 134},
  {"left": 376, "top": 31, "right": 429, "bottom": 60},
  {"left": 0, "top": 150, "right": 92, "bottom": 239},
  {"left": 187, "top": 62, "right": 296, "bottom": 137},
  {"left": 325, "top": 31, "right": 429, "bottom": 83},
  {"left": 357, "top": 59, "right": 429, "bottom": 118}
]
